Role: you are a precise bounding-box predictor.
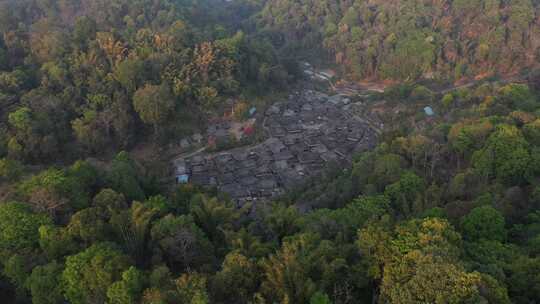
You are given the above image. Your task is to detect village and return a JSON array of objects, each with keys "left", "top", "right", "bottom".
[{"left": 171, "top": 86, "right": 380, "bottom": 204}]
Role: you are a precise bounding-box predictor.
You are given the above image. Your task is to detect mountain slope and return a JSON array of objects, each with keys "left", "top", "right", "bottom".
[{"left": 259, "top": 0, "right": 540, "bottom": 81}]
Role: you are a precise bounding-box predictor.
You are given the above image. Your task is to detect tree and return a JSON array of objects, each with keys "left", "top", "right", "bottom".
[
  {"left": 212, "top": 251, "right": 259, "bottom": 303},
  {"left": 7, "top": 91, "right": 71, "bottom": 162},
  {"left": 384, "top": 171, "right": 426, "bottom": 216},
  {"left": 461, "top": 206, "right": 506, "bottom": 242},
  {"left": 72, "top": 110, "right": 109, "bottom": 153},
  {"left": 508, "top": 256, "right": 540, "bottom": 303},
  {"left": 107, "top": 151, "right": 145, "bottom": 201},
  {"left": 174, "top": 272, "right": 209, "bottom": 304},
  {"left": 133, "top": 84, "right": 175, "bottom": 136},
  {"left": 93, "top": 189, "right": 127, "bottom": 214},
  {"left": 0, "top": 202, "right": 52, "bottom": 254},
  {"left": 39, "top": 225, "right": 77, "bottom": 259},
  {"left": 143, "top": 195, "right": 171, "bottom": 216},
  {"left": 139, "top": 265, "right": 175, "bottom": 303},
  {"left": 189, "top": 195, "right": 242, "bottom": 251},
  {"left": 263, "top": 202, "right": 301, "bottom": 242},
  {"left": 359, "top": 218, "right": 482, "bottom": 303},
  {"left": 107, "top": 266, "right": 146, "bottom": 304},
  {"left": 66, "top": 207, "right": 110, "bottom": 245},
  {"left": 27, "top": 261, "right": 64, "bottom": 304},
  {"left": 261, "top": 234, "right": 319, "bottom": 304},
  {"left": 523, "top": 119, "right": 540, "bottom": 146},
  {"left": 498, "top": 84, "right": 536, "bottom": 112},
  {"left": 3, "top": 253, "right": 33, "bottom": 298},
  {"left": 300, "top": 195, "right": 390, "bottom": 242},
  {"left": 0, "top": 157, "right": 23, "bottom": 181},
  {"left": 110, "top": 201, "right": 158, "bottom": 264},
  {"left": 150, "top": 215, "right": 214, "bottom": 270},
  {"left": 8, "top": 106, "right": 32, "bottom": 131},
  {"left": 113, "top": 58, "right": 144, "bottom": 93},
  {"left": 62, "top": 243, "right": 133, "bottom": 304},
  {"left": 310, "top": 291, "right": 332, "bottom": 304},
  {"left": 380, "top": 250, "right": 481, "bottom": 304},
  {"left": 472, "top": 124, "right": 533, "bottom": 185},
  {"left": 17, "top": 166, "right": 93, "bottom": 218},
  {"left": 372, "top": 153, "right": 403, "bottom": 189},
  {"left": 73, "top": 16, "right": 97, "bottom": 49}
]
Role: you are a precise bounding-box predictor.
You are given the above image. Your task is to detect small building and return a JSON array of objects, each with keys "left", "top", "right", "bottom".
[
  {"left": 176, "top": 174, "right": 190, "bottom": 184},
  {"left": 424, "top": 106, "right": 435, "bottom": 116},
  {"left": 249, "top": 107, "right": 257, "bottom": 116}
]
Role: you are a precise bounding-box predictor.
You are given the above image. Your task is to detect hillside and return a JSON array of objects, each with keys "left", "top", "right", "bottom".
[
  {"left": 0, "top": 0, "right": 292, "bottom": 165},
  {"left": 259, "top": 0, "right": 540, "bottom": 81},
  {"left": 0, "top": 1, "right": 540, "bottom": 304}
]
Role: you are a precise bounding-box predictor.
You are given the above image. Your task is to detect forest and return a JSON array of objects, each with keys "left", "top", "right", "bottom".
[
  {"left": 259, "top": 0, "right": 540, "bottom": 81},
  {"left": 0, "top": 0, "right": 540, "bottom": 304}
]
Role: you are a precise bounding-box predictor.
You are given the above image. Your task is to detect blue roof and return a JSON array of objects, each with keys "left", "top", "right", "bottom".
[
  {"left": 424, "top": 106, "right": 434, "bottom": 116},
  {"left": 176, "top": 174, "right": 189, "bottom": 183},
  {"left": 249, "top": 107, "right": 257, "bottom": 116}
]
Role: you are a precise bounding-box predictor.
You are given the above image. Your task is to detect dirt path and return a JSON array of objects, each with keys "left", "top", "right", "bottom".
[
  {"left": 332, "top": 71, "right": 533, "bottom": 97},
  {"left": 439, "top": 74, "right": 529, "bottom": 95},
  {"left": 172, "top": 146, "right": 207, "bottom": 163}
]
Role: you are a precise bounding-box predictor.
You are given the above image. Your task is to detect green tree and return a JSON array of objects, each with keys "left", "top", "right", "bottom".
[
  {"left": 150, "top": 215, "right": 214, "bottom": 270},
  {"left": 62, "top": 243, "right": 132, "bottom": 304},
  {"left": 508, "top": 256, "right": 540, "bottom": 303},
  {"left": 0, "top": 157, "right": 23, "bottom": 181},
  {"left": 72, "top": 110, "right": 109, "bottom": 153},
  {"left": 27, "top": 261, "right": 64, "bottom": 304},
  {"left": 110, "top": 201, "right": 158, "bottom": 264},
  {"left": 372, "top": 153, "right": 403, "bottom": 189},
  {"left": 92, "top": 189, "right": 127, "bottom": 215},
  {"left": 263, "top": 202, "right": 301, "bottom": 241},
  {"left": 0, "top": 202, "right": 52, "bottom": 255},
  {"left": 310, "top": 291, "right": 332, "bottom": 304},
  {"left": 472, "top": 125, "right": 533, "bottom": 185},
  {"left": 39, "top": 225, "right": 77, "bottom": 259},
  {"left": 113, "top": 58, "right": 144, "bottom": 93},
  {"left": 523, "top": 119, "right": 540, "bottom": 146},
  {"left": 189, "top": 195, "right": 241, "bottom": 251},
  {"left": 107, "top": 151, "right": 145, "bottom": 201},
  {"left": 107, "top": 266, "right": 146, "bottom": 304},
  {"left": 212, "top": 251, "right": 259, "bottom": 303},
  {"left": 380, "top": 250, "right": 481, "bottom": 304},
  {"left": 174, "top": 272, "right": 209, "bottom": 304},
  {"left": 384, "top": 171, "right": 426, "bottom": 216},
  {"left": 8, "top": 106, "right": 32, "bottom": 131},
  {"left": 17, "top": 167, "right": 92, "bottom": 218},
  {"left": 359, "top": 218, "right": 482, "bottom": 303},
  {"left": 133, "top": 84, "right": 175, "bottom": 136},
  {"left": 261, "top": 234, "right": 320, "bottom": 304},
  {"left": 73, "top": 16, "right": 97, "bottom": 49},
  {"left": 461, "top": 206, "right": 506, "bottom": 242},
  {"left": 66, "top": 207, "right": 110, "bottom": 245},
  {"left": 441, "top": 93, "right": 454, "bottom": 109}
]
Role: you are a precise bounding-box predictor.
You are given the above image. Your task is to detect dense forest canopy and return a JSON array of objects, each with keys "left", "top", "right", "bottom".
[
  {"left": 258, "top": 0, "right": 540, "bottom": 81},
  {"left": 0, "top": 0, "right": 540, "bottom": 304},
  {"left": 0, "top": 0, "right": 291, "bottom": 164}
]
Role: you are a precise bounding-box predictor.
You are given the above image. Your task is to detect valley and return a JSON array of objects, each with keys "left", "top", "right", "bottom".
[
  {"left": 172, "top": 88, "right": 379, "bottom": 203},
  {"left": 0, "top": 0, "right": 540, "bottom": 303}
]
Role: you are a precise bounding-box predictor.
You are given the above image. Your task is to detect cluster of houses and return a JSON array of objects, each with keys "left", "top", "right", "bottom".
[{"left": 173, "top": 89, "right": 378, "bottom": 204}]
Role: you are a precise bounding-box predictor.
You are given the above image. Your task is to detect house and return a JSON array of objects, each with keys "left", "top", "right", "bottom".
[
  {"left": 249, "top": 107, "right": 257, "bottom": 116},
  {"left": 170, "top": 87, "right": 380, "bottom": 203},
  {"left": 424, "top": 106, "right": 435, "bottom": 116},
  {"left": 176, "top": 174, "right": 190, "bottom": 184}
]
